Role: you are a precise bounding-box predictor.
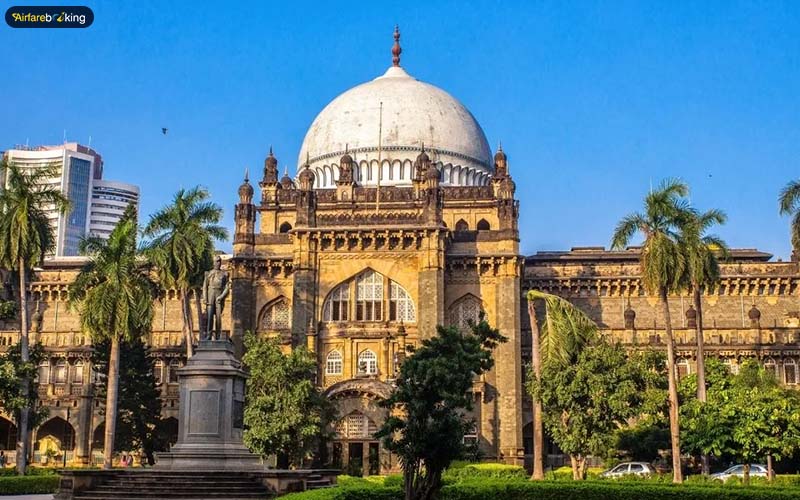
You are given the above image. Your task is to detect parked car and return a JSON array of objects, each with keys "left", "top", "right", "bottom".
[
  {"left": 599, "top": 462, "right": 656, "bottom": 478},
  {"left": 710, "top": 464, "right": 768, "bottom": 482}
]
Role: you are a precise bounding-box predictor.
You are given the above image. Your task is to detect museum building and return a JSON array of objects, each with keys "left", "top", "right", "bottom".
[{"left": 1, "top": 30, "right": 799, "bottom": 473}]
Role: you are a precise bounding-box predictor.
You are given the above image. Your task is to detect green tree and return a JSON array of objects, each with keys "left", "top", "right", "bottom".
[
  {"left": 778, "top": 179, "right": 800, "bottom": 258},
  {"left": 0, "top": 159, "right": 70, "bottom": 474},
  {"left": 92, "top": 337, "right": 164, "bottom": 465},
  {"left": 68, "top": 205, "right": 157, "bottom": 469},
  {"left": 611, "top": 178, "right": 693, "bottom": 483},
  {"left": 376, "top": 321, "right": 506, "bottom": 500},
  {"left": 529, "top": 339, "right": 657, "bottom": 479},
  {"left": 0, "top": 342, "right": 47, "bottom": 443},
  {"left": 525, "top": 290, "right": 597, "bottom": 479},
  {"left": 242, "top": 332, "right": 334, "bottom": 468},
  {"left": 143, "top": 187, "right": 228, "bottom": 358}
]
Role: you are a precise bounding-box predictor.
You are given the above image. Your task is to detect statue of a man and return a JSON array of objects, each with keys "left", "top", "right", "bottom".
[{"left": 202, "top": 257, "right": 230, "bottom": 341}]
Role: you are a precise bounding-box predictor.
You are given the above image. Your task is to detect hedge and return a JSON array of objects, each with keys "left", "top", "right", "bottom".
[
  {"left": 0, "top": 475, "right": 60, "bottom": 495},
  {"left": 443, "top": 463, "right": 528, "bottom": 482}
]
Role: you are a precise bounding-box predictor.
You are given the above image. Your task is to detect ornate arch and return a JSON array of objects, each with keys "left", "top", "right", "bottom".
[
  {"left": 322, "top": 268, "right": 416, "bottom": 323},
  {"left": 448, "top": 293, "right": 484, "bottom": 330},
  {"left": 259, "top": 296, "right": 291, "bottom": 331}
]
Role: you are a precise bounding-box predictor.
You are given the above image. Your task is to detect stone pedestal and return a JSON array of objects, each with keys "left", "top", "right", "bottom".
[{"left": 155, "top": 340, "right": 261, "bottom": 470}]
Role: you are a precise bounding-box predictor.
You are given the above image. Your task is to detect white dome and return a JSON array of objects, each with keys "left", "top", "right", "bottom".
[{"left": 297, "top": 65, "right": 493, "bottom": 188}]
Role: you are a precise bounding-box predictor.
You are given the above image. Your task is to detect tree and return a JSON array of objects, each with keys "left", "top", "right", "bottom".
[
  {"left": 68, "top": 205, "right": 157, "bottom": 469},
  {"left": 377, "top": 321, "right": 506, "bottom": 500},
  {"left": 0, "top": 341, "right": 47, "bottom": 447},
  {"left": 778, "top": 180, "right": 800, "bottom": 258},
  {"left": 0, "top": 159, "right": 70, "bottom": 474},
  {"left": 242, "top": 332, "right": 334, "bottom": 468},
  {"left": 143, "top": 187, "right": 228, "bottom": 358},
  {"left": 92, "top": 337, "right": 164, "bottom": 465},
  {"left": 525, "top": 290, "right": 597, "bottom": 479},
  {"left": 678, "top": 208, "right": 727, "bottom": 474},
  {"left": 611, "top": 178, "right": 693, "bottom": 483},
  {"left": 530, "top": 340, "right": 657, "bottom": 479}
]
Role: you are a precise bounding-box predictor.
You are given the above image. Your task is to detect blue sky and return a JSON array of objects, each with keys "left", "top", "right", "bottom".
[{"left": 2, "top": 1, "right": 799, "bottom": 258}]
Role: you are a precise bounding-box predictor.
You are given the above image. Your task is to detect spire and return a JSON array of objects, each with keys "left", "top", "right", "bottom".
[
  {"left": 392, "top": 25, "right": 402, "bottom": 67},
  {"left": 244, "top": 167, "right": 249, "bottom": 182}
]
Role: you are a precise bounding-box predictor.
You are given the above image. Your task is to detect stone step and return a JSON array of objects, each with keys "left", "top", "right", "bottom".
[
  {"left": 75, "top": 497, "right": 268, "bottom": 500},
  {"left": 89, "top": 486, "right": 266, "bottom": 493}
]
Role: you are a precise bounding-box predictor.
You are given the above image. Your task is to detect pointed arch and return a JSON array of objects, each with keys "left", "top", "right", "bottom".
[
  {"left": 260, "top": 296, "right": 291, "bottom": 330},
  {"left": 449, "top": 294, "right": 483, "bottom": 330},
  {"left": 357, "top": 349, "right": 378, "bottom": 375},
  {"left": 455, "top": 219, "right": 469, "bottom": 232},
  {"left": 322, "top": 269, "right": 415, "bottom": 323},
  {"left": 279, "top": 222, "right": 292, "bottom": 233},
  {"left": 476, "top": 219, "right": 490, "bottom": 231},
  {"left": 335, "top": 411, "right": 378, "bottom": 439},
  {"left": 36, "top": 417, "right": 75, "bottom": 451},
  {"left": 326, "top": 350, "right": 343, "bottom": 375},
  {"left": 390, "top": 281, "right": 416, "bottom": 322}
]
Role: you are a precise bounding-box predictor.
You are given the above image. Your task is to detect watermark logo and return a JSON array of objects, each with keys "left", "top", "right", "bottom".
[{"left": 6, "top": 6, "right": 94, "bottom": 28}]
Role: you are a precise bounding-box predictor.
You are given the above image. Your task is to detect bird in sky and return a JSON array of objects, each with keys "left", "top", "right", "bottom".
[{"left": 162, "top": 127, "right": 168, "bottom": 135}]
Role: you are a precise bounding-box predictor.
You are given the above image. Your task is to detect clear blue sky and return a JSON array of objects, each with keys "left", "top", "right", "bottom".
[{"left": 2, "top": 1, "right": 799, "bottom": 258}]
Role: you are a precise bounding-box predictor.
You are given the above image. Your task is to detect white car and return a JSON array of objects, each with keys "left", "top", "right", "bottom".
[
  {"left": 710, "top": 464, "right": 768, "bottom": 482},
  {"left": 599, "top": 462, "right": 655, "bottom": 478}
]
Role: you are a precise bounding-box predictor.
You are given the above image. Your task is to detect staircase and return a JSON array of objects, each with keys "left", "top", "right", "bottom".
[
  {"left": 304, "top": 472, "right": 333, "bottom": 490},
  {"left": 72, "top": 471, "right": 272, "bottom": 500}
]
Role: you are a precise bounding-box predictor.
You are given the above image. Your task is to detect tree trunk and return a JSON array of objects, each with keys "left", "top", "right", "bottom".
[
  {"left": 693, "top": 284, "right": 710, "bottom": 475},
  {"left": 16, "top": 257, "right": 30, "bottom": 475},
  {"left": 767, "top": 454, "right": 774, "bottom": 481},
  {"left": 570, "top": 455, "right": 586, "bottom": 480},
  {"left": 743, "top": 463, "right": 750, "bottom": 486},
  {"left": 181, "top": 286, "right": 193, "bottom": 358},
  {"left": 660, "top": 287, "right": 683, "bottom": 483},
  {"left": 527, "top": 299, "right": 545, "bottom": 480},
  {"left": 103, "top": 335, "right": 121, "bottom": 469}
]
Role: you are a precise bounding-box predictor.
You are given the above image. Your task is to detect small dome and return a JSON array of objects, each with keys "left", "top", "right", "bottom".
[
  {"left": 280, "top": 173, "right": 295, "bottom": 189},
  {"left": 238, "top": 171, "right": 254, "bottom": 202},
  {"left": 265, "top": 148, "right": 278, "bottom": 170},
  {"left": 494, "top": 147, "right": 507, "bottom": 163}
]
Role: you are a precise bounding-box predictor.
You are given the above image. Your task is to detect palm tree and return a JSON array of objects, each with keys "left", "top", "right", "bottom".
[
  {"left": 68, "top": 205, "right": 157, "bottom": 469},
  {"left": 678, "top": 210, "right": 728, "bottom": 470},
  {"left": 779, "top": 180, "right": 800, "bottom": 259},
  {"left": 611, "top": 178, "right": 692, "bottom": 483},
  {"left": 0, "top": 160, "right": 69, "bottom": 474},
  {"left": 526, "top": 290, "right": 597, "bottom": 480},
  {"left": 142, "top": 187, "right": 227, "bottom": 357}
]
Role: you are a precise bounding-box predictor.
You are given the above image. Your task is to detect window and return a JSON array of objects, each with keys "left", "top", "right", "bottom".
[
  {"left": 450, "top": 295, "right": 482, "bottom": 331},
  {"left": 54, "top": 359, "right": 68, "bottom": 384},
  {"left": 764, "top": 358, "right": 778, "bottom": 380},
  {"left": 326, "top": 350, "right": 343, "bottom": 375},
  {"left": 154, "top": 360, "right": 164, "bottom": 385},
  {"left": 356, "top": 271, "right": 383, "bottom": 321},
  {"left": 169, "top": 360, "right": 181, "bottom": 384},
  {"left": 262, "top": 299, "right": 290, "bottom": 330},
  {"left": 358, "top": 350, "right": 378, "bottom": 375},
  {"left": 279, "top": 222, "right": 292, "bottom": 233},
  {"left": 71, "top": 361, "right": 84, "bottom": 385},
  {"left": 723, "top": 358, "right": 739, "bottom": 375},
  {"left": 336, "top": 412, "right": 378, "bottom": 439},
  {"left": 389, "top": 282, "right": 416, "bottom": 322},
  {"left": 323, "top": 283, "right": 349, "bottom": 321},
  {"left": 455, "top": 219, "right": 469, "bottom": 232},
  {"left": 676, "top": 358, "right": 690, "bottom": 380},
  {"left": 785, "top": 359, "right": 797, "bottom": 385},
  {"left": 476, "top": 219, "right": 490, "bottom": 231},
  {"left": 38, "top": 362, "right": 50, "bottom": 384},
  {"left": 630, "top": 464, "right": 644, "bottom": 472}
]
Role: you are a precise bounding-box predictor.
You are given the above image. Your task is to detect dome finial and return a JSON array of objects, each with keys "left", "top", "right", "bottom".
[
  {"left": 392, "top": 25, "right": 402, "bottom": 67},
  {"left": 244, "top": 167, "right": 249, "bottom": 182},
  {"left": 498, "top": 140, "right": 503, "bottom": 152}
]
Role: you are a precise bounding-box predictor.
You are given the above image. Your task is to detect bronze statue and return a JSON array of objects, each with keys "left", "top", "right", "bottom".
[{"left": 202, "top": 257, "right": 230, "bottom": 341}]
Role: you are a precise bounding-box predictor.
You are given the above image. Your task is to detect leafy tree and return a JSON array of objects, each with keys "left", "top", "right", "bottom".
[
  {"left": 143, "top": 187, "right": 228, "bottom": 357},
  {"left": 92, "top": 337, "right": 164, "bottom": 465},
  {"left": 242, "top": 332, "right": 334, "bottom": 468},
  {"left": 525, "top": 290, "right": 597, "bottom": 479},
  {"left": 68, "top": 205, "right": 157, "bottom": 469},
  {"left": 376, "top": 321, "right": 506, "bottom": 500},
  {"left": 778, "top": 179, "right": 800, "bottom": 258},
  {"left": 0, "top": 159, "right": 70, "bottom": 474},
  {"left": 611, "top": 178, "right": 694, "bottom": 483},
  {"left": 529, "top": 339, "right": 658, "bottom": 479},
  {"left": 0, "top": 342, "right": 47, "bottom": 439}
]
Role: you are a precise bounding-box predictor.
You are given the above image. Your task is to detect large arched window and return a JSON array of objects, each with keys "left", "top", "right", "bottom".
[
  {"left": 785, "top": 358, "right": 797, "bottom": 385},
  {"left": 71, "top": 361, "right": 84, "bottom": 385},
  {"left": 323, "top": 283, "right": 350, "bottom": 321},
  {"left": 356, "top": 271, "right": 383, "bottom": 321},
  {"left": 358, "top": 350, "right": 378, "bottom": 375},
  {"left": 390, "top": 282, "right": 416, "bottom": 322},
  {"left": 169, "top": 359, "right": 181, "bottom": 384},
  {"left": 326, "top": 350, "right": 343, "bottom": 375},
  {"left": 37, "top": 362, "right": 50, "bottom": 384},
  {"left": 449, "top": 295, "right": 482, "bottom": 331},
  {"left": 262, "top": 298, "right": 290, "bottom": 330},
  {"left": 764, "top": 357, "right": 778, "bottom": 380},
  {"left": 154, "top": 360, "right": 164, "bottom": 385},
  {"left": 54, "top": 359, "right": 68, "bottom": 384}
]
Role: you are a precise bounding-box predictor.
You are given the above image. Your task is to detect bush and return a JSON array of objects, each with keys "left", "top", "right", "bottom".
[
  {"left": 0, "top": 475, "right": 60, "bottom": 494},
  {"left": 443, "top": 462, "right": 528, "bottom": 482},
  {"left": 0, "top": 467, "right": 58, "bottom": 477},
  {"left": 548, "top": 466, "right": 605, "bottom": 480},
  {"left": 282, "top": 485, "right": 400, "bottom": 500}
]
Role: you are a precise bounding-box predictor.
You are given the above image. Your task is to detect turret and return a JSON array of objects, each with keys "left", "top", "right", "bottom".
[
  {"left": 260, "top": 147, "right": 281, "bottom": 204},
  {"left": 491, "top": 144, "right": 519, "bottom": 231},
  {"left": 234, "top": 169, "right": 256, "bottom": 255},
  {"left": 336, "top": 148, "right": 356, "bottom": 201},
  {"left": 296, "top": 156, "right": 316, "bottom": 227}
]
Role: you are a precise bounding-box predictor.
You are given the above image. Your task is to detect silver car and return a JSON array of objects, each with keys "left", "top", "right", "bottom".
[
  {"left": 599, "top": 462, "right": 655, "bottom": 478},
  {"left": 710, "top": 464, "right": 768, "bottom": 482}
]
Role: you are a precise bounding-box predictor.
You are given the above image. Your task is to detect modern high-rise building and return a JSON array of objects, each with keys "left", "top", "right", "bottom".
[
  {"left": 88, "top": 180, "right": 140, "bottom": 240},
  {"left": 3, "top": 143, "right": 138, "bottom": 257}
]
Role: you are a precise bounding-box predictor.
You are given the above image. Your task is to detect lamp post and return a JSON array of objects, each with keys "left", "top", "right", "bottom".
[{"left": 62, "top": 406, "right": 70, "bottom": 468}]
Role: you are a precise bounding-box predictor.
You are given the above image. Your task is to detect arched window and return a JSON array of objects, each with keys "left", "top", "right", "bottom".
[
  {"left": 358, "top": 350, "right": 378, "bottom": 375},
  {"left": 449, "top": 295, "right": 482, "bottom": 331},
  {"left": 54, "top": 359, "right": 68, "bottom": 384},
  {"left": 390, "top": 282, "right": 416, "bottom": 322},
  {"left": 279, "top": 222, "right": 292, "bottom": 233},
  {"left": 476, "top": 219, "right": 490, "bottom": 231},
  {"left": 455, "top": 219, "right": 469, "bottom": 232},
  {"left": 676, "top": 358, "right": 690, "bottom": 380},
  {"left": 71, "top": 361, "right": 84, "bottom": 385},
  {"left": 262, "top": 299, "right": 290, "bottom": 330},
  {"left": 326, "top": 350, "right": 343, "bottom": 375},
  {"left": 356, "top": 271, "right": 383, "bottom": 321},
  {"left": 723, "top": 358, "right": 739, "bottom": 375},
  {"left": 785, "top": 358, "right": 797, "bottom": 385},
  {"left": 154, "top": 360, "right": 164, "bottom": 385},
  {"left": 37, "top": 362, "right": 50, "bottom": 384},
  {"left": 764, "top": 357, "right": 778, "bottom": 380},
  {"left": 335, "top": 411, "right": 378, "bottom": 439},
  {"left": 323, "top": 283, "right": 349, "bottom": 321},
  {"left": 169, "top": 359, "right": 181, "bottom": 384}
]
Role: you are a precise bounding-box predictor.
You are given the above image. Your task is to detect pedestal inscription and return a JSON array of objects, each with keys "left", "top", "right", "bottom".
[{"left": 188, "top": 390, "right": 221, "bottom": 436}]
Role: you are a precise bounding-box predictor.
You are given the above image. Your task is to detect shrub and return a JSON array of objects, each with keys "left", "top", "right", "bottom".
[
  {"left": 443, "top": 462, "right": 528, "bottom": 482},
  {"left": 282, "top": 485, "right": 400, "bottom": 500},
  {"left": 0, "top": 475, "right": 60, "bottom": 495}
]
